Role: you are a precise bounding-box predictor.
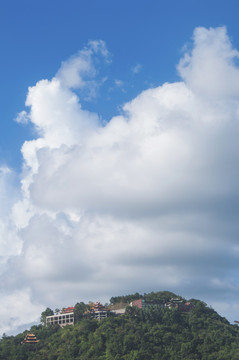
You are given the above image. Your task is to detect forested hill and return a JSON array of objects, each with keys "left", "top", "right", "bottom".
[{"left": 1, "top": 291, "right": 239, "bottom": 360}]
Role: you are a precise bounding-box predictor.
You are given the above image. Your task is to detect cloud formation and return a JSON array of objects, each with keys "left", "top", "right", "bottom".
[
  {"left": 56, "top": 40, "right": 110, "bottom": 91},
  {"left": 1, "top": 27, "right": 239, "bottom": 334},
  {"left": 132, "top": 63, "right": 142, "bottom": 74}
]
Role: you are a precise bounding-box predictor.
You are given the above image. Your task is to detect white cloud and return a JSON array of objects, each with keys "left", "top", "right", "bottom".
[
  {"left": 114, "top": 79, "right": 124, "bottom": 87},
  {"left": 0, "top": 168, "right": 21, "bottom": 269},
  {"left": 178, "top": 26, "right": 239, "bottom": 98},
  {"left": 15, "top": 110, "right": 30, "bottom": 124},
  {"left": 132, "top": 63, "right": 142, "bottom": 74},
  {"left": 0, "top": 289, "right": 42, "bottom": 336},
  {"left": 1, "top": 26, "right": 239, "bottom": 333},
  {"left": 56, "top": 40, "right": 110, "bottom": 97}
]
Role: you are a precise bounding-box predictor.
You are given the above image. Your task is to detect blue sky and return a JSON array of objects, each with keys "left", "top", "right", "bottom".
[
  {"left": 1, "top": 0, "right": 239, "bottom": 334},
  {"left": 1, "top": 0, "right": 239, "bottom": 169}
]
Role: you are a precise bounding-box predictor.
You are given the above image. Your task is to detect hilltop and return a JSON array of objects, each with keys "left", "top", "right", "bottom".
[{"left": 1, "top": 291, "right": 239, "bottom": 360}]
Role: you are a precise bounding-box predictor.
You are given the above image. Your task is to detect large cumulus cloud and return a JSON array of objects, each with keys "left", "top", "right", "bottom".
[{"left": 1, "top": 27, "right": 239, "bottom": 334}]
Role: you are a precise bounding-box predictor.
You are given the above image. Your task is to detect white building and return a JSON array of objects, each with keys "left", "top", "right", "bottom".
[{"left": 46, "top": 312, "right": 74, "bottom": 327}]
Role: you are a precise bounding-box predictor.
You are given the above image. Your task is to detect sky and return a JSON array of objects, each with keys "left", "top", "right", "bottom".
[{"left": 1, "top": 0, "right": 239, "bottom": 334}]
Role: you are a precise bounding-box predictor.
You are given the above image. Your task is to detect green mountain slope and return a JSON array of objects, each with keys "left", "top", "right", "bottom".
[{"left": 1, "top": 291, "right": 239, "bottom": 360}]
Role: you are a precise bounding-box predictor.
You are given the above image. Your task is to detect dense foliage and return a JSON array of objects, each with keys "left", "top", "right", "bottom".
[
  {"left": 109, "top": 291, "right": 177, "bottom": 306},
  {"left": 1, "top": 291, "right": 239, "bottom": 359}
]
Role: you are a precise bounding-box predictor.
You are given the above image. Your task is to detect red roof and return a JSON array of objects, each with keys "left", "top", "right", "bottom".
[{"left": 60, "top": 306, "right": 75, "bottom": 314}]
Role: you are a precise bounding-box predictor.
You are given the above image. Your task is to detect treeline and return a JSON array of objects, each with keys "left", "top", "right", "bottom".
[
  {"left": 109, "top": 290, "right": 178, "bottom": 305},
  {"left": 1, "top": 291, "right": 239, "bottom": 359}
]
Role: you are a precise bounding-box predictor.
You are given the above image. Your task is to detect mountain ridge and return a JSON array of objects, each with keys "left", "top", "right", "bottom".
[{"left": 1, "top": 291, "right": 238, "bottom": 360}]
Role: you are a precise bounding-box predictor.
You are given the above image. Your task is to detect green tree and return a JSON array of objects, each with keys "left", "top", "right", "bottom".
[
  {"left": 41, "top": 307, "right": 54, "bottom": 325},
  {"left": 74, "top": 302, "right": 88, "bottom": 323}
]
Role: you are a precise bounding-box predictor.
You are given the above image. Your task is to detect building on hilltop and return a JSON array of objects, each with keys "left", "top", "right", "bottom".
[
  {"left": 45, "top": 301, "right": 117, "bottom": 326},
  {"left": 46, "top": 306, "right": 75, "bottom": 327},
  {"left": 110, "top": 308, "right": 126, "bottom": 315},
  {"left": 60, "top": 306, "right": 75, "bottom": 314},
  {"left": 165, "top": 298, "right": 194, "bottom": 311},
  {"left": 130, "top": 299, "right": 146, "bottom": 309},
  {"left": 91, "top": 302, "right": 109, "bottom": 320},
  {"left": 130, "top": 299, "right": 164, "bottom": 310},
  {"left": 21, "top": 333, "right": 39, "bottom": 344},
  {"left": 130, "top": 298, "right": 193, "bottom": 312}
]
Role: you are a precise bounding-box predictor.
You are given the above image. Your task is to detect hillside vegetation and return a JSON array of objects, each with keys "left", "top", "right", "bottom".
[{"left": 1, "top": 291, "right": 239, "bottom": 360}]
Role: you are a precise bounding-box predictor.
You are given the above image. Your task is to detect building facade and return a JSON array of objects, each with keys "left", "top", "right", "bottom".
[
  {"left": 46, "top": 309, "right": 74, "bottom": 327},
  {"left": 130, "top": 299, "right": 146, "bottom": 309},
  {"left": 91, "top": 302, "right": 109, "bottom": 320}
]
